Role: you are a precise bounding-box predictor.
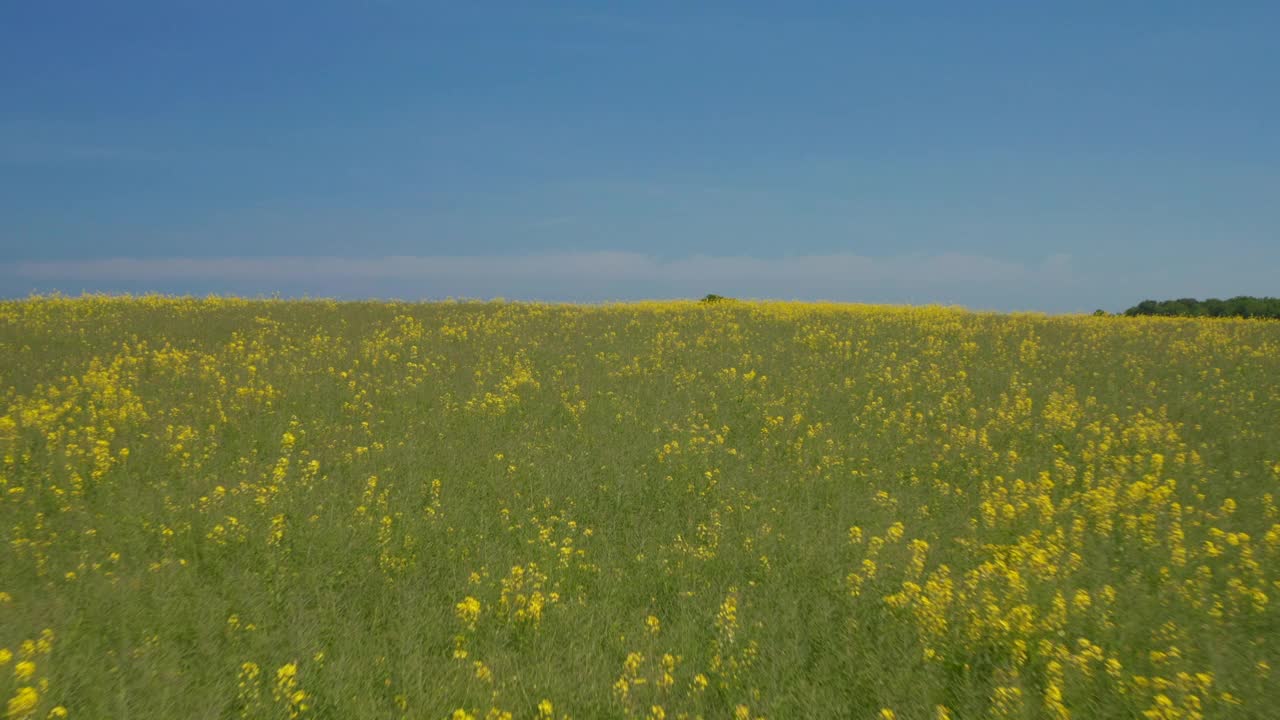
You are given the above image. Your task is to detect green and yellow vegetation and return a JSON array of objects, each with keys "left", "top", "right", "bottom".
[
  {"left": 2, "top": 295, "right": 1279, "bottom": 719},
  {"left": 1124, "top": 297, "right": 1280, "bottom": 320}
]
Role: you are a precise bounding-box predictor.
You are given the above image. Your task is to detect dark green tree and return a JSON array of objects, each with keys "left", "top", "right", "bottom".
[{"left": 1123, "top": 297, "right": 1280, "bottom": 319}]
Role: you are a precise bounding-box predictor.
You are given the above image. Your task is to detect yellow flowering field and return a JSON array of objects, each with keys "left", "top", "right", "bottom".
[{"left": 2, "top": 296, "right": 1279, "bottom": 719}]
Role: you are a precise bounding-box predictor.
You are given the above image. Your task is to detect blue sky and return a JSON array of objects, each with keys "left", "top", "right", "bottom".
[{"left": 2, "top": 2, "right": 1277, "bottom": 311}]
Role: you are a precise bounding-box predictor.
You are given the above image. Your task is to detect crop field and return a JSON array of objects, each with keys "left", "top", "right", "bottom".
[{"left": 2, "top": 296, "right": 1280, "bottom": 719}]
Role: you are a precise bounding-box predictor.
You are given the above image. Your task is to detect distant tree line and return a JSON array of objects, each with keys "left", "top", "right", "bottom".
[{"left": 1123, "top": 297, "right": 1280, "bottom": 319}]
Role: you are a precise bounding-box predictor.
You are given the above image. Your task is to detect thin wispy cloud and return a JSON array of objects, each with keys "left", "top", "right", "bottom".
[
  {"left": 0, "top": 136, "right": 149, "bottom": 166},
  {"left": 3, "top": 252, "right": 1080, "bottom": 310}
]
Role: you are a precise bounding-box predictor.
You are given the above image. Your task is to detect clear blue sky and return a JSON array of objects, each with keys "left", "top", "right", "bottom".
[{"left": 2, "top": 2, "right": 1277, "bottom": 310}]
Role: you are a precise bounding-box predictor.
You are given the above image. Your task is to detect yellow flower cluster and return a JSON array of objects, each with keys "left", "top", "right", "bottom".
[{"left": 1, "top": 630, "right": 58, "bottom": 720}]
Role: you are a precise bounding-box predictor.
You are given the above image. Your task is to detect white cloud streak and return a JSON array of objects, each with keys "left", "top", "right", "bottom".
[{"left": 3, "top": 252, "right": 1079, "bottom": 310}]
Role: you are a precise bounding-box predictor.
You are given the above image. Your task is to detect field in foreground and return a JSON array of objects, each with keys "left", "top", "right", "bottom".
[{"left": 2, "top": 297, "right": 1280, "bottom": 720}]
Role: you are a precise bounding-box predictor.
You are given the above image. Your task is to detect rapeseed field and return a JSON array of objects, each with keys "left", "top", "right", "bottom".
[{"left": 2, "top": 295, "right": 1279, "bottom": 719}]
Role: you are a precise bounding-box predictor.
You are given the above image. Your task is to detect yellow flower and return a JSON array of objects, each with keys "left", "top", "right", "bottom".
[
  {"left": 879, "top": 710, "right": 896, "bottom": 720},
  {"left": 537, "top": 699, "right": 554, "bottom": 718},
  {"left": 0, "top": 649, "right": 11, "bottom": 666},
  {"left": 7, "top": 686, "right": 39, "bottom": 718},
  {"left": 13, "top": 661, "right": 36, "bottom": 682},
  {"left": 645, "top": 615, "right": 661, "bottom": 634},
  {"left": 455, "top": 596, "right": 482, "bottom": 628},
  {"left": 48, "top": 708, "right": 69, "bottom": 719}
]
